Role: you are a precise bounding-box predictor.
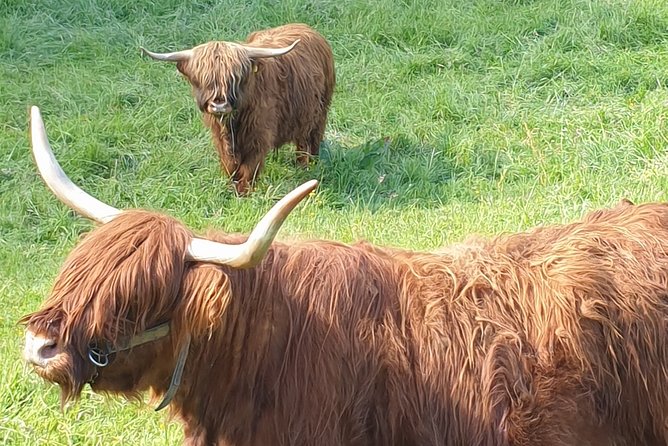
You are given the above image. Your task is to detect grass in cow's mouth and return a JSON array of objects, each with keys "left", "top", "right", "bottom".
[{"left": 2, "top": 0, "right": 668, "bottom": 444}]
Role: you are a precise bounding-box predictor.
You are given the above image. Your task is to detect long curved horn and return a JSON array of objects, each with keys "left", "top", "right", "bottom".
[
  {"left": 140, "top": 47, "right": 194, "bottom": 62},
  {"left": 239, "top": 39, "right": 300, "bottom": 59},
  {"left": 187, "top": 179, "right": 318, "bottom": 268},
  {"left": 30, "top": 106, "right": 317, "bottom": 268},
  {"left": 30, "top": 106, "right": 121, "bottom": 224}
]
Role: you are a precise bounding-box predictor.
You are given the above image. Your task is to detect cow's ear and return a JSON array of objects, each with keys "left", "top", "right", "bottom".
[
  {"left": 176, "top": 60, "right": 191, "bottom": 77},
  {"left": 176, "top": 264, "right": 232, "bottom": 338}
]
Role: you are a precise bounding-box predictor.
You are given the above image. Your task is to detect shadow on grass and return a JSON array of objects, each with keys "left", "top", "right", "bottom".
[{"left": 263, "top": 134, "right": 508, "bottom": 212}]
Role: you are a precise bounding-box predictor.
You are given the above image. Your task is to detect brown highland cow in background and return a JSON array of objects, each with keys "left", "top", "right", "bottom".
[
  {"left": 142, "top": 23, "right": 336, "bottom": 195},
  {"left": 24, "top": 107, "right": 668, "bottom": 445}
]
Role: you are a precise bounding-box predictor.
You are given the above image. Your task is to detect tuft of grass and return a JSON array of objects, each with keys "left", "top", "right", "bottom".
[{"left": 3, "top": 0, "right": 668, "bottom": 443}]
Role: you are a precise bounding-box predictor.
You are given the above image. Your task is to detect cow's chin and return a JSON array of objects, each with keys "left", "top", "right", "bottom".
[
  {"left": 88, "top": 372, "right": 135, "bottom": 394},
  {"left": 210, "top": 110, "right": 233, "bottom": 123},
  {"left": 88, "top": 377, "right": 144, "bottom": 402},
  {"left": 31, "top": 354, "right": 91, "bottom": 405},
  {"left": 35, "top": 361, "right": 143, "bottom": 404},
  {"left": 86, "top": 356, "right": 155, "bottom": 400}
]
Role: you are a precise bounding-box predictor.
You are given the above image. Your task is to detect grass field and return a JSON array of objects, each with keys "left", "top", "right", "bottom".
[{"left": 2, "top": 0, "right": 668, "bottom": 443}]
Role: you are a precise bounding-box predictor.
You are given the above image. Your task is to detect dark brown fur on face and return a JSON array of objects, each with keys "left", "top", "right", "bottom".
[
  {"left": 23, "top": 200, "right": 668, "bottom": 445},
  {"left": 173, "top": 23, "right": 335, "bottom": 195}
]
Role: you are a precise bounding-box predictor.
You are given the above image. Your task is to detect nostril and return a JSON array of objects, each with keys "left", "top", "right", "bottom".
[{"left": 38, "top": 339, "right": 58, "bottom": 359}]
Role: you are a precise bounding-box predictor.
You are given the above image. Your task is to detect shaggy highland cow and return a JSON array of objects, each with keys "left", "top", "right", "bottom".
[
  {"left": 23, "top": 106, "right": 668, "bottom": 445},
  {"left": 141, "top": 23, "right": 335, "bottom": 195}
]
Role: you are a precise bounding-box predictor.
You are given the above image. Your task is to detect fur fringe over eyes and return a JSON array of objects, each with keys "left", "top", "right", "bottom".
[{"left": 23, "top": 211, "right": 191, "bottom": 349}]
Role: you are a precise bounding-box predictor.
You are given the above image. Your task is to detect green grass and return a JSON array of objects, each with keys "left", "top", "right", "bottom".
[{"left": 2, "top": 0, "right": 668, "bottom": 443}]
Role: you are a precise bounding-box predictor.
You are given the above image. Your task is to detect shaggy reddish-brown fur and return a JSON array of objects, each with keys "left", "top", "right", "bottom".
[
  {"left": 173, "top": 23, "right": 335, "bottom": 194},
  {"left": 23, "top": 198, "right": 668, "bottom": 445}
]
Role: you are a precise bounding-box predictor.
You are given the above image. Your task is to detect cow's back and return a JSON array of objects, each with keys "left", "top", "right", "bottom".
[
  {"left": 417, "top": 201, "right": 668, "bottom": 444},
  {"left": 245, "top": 23, "right": 335, "bottom": 146}
]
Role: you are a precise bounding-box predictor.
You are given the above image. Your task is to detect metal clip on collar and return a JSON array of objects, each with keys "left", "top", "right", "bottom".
[{"left": 87, "top": 342, "right": 110, "bottom": 367}]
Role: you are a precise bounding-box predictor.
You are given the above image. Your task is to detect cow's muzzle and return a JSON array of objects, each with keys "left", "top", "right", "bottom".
[
  {"left": 207, "top": 101, "right": 232, "bottom": 115},
  {"left": 24, "top": 331, "right": 60, "bottom": 368}
]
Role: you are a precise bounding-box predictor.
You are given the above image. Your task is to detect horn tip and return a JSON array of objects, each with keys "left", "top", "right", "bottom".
[
  {"left": 30, "top": 106, "right": 41, "bottom": 120},
  {"left": 30, "top": 106, "right": 45, "bottom": 138},
  {"left": 139, "top": 47, "right": 159, "bottom": 59},
  {"left": 297, "top": 179, "right": 318, "bottom": 196}
]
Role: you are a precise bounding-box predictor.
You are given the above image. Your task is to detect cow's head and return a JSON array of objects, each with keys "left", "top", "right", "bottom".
[
  {"left": 21, "top": 107, "right": 316, "bottom": 406},
  {"left": 141, "top": 39, "right": 299, "bottom": 116}
]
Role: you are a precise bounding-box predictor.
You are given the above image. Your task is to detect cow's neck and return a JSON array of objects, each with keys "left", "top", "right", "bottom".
[
  {"left": 169, "top": 246, "right": 288, "bottom": 441},
  {"left": 166, "top": 240, "right": 406, "bottom": 444}
]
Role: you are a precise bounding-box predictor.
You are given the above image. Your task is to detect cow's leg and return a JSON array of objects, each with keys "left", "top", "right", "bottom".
[
  {"left": 295, "top": 139, "right": 311, "bottom": 167},
  {"left": 209, "top": 123, "right": 241, "bottom": 185},
  {"left": 217, "top": 146, "right": 240, "bottom": 181},
  {"left": 215, "top": 142, "right": 248, "bottom": 195},
  {"left": 307, "top": 121, "right": 326, "bottom": 158},
  {"left": 295, "top": 147, "right": 310, "bottom": 166},
  {"left": 234, "top": 149, "right": 267, "bottom": 195},
  {"left": 296, "top": 122, "right": 326, "bottom": 166}
]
